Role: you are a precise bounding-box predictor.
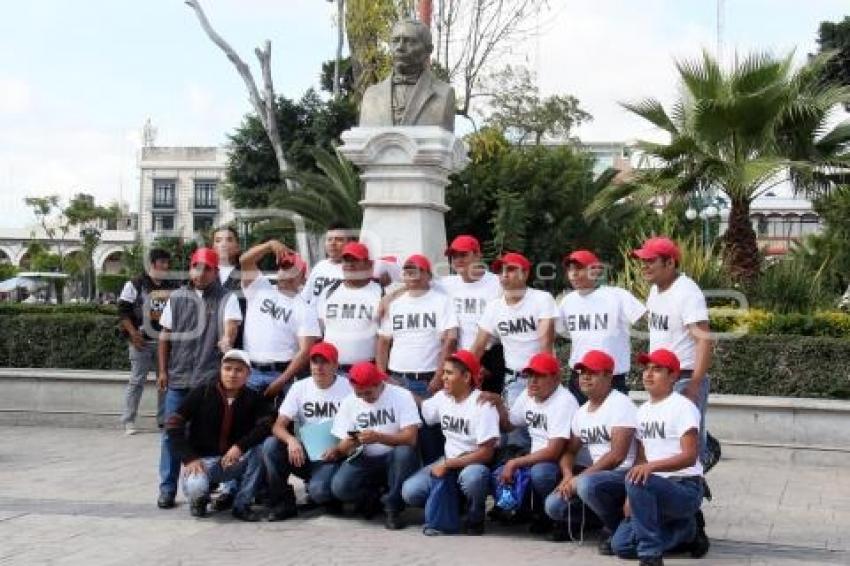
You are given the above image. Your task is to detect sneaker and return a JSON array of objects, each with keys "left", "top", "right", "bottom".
[
  {"left": 232, "top": 506, "right": 263, "bottom": 522},
  {"left": 423, "top": 527, "right": 443, "bottom": 536},
  {"left": 268, "top": 502, "right": 298, "bottom": 522},
  {"left": 690, "top": 512, "right": 710, "bottom": 558},
  {"left": 549, "top": 521, "right": 573, "bottom": 542},
  {"left": 190, "top": 496, "right": 209, "bottom": 518},
  {"left": 598, "top": 536, "right": 614, "bottom": 556},
  {"left": 124, "top": 422, "right": 137, "bottom": 436},
  {"left": 211, "top": 491, "right": 235, "bottom": 512},
  {"left": 385, "top": 510, "right": 405, "bottom": 530},
  {"left": 639, "top": 557, "right": 663, "bottom": 566},
  {"left": 157, "top": 492, "right": 175, "bottom": 509},
  {"left": 464, "top": 521, "right": 485, "bottom": 536}
]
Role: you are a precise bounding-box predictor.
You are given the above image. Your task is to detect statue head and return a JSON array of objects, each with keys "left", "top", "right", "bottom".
[{"left": 391, "top": 19, "right": 433, "bottom": 76}]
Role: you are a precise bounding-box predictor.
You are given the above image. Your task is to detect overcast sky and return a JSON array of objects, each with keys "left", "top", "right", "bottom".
[{"left": 1, "top": 0, "right": 847, "bottom": 229}]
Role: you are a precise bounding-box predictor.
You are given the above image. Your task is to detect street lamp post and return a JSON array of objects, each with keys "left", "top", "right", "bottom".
[{"left": 686, "top": 195, "right": 726, "bottom": 248}]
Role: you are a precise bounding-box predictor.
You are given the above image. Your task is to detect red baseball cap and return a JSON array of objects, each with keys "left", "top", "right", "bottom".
[
  {"left": 341, "top": 242, "right": 371, "bottom": 261},
  {"left": 492, "top": 252, "right": 531, "bottom": 272},
  {"left": 445, "top": 235, "right": 481, "bottom": 256},
  {"left": 632, "top": 237, "right": 681, "bottom": 262},
  {"left": 522, "top": 352, "right": 561, "bottom": 376},
  {"left": 637, "top": 349, "right": 681, "bottom": 375},
  {"left": 403, "top": 254, "right": 432, "bottom": 274},
  {"left": 190, "top": 247, "right": 219, "bottom": 269},
  {"left": 564, "top": 250, "right": 601, "bottom": 268},
  {"left": 348, "top": 362, "right": 386, "bottom": 387},
  {"left": 449, "top": 350, "right": 482, "bottom": 386},
  {"left": 309, "top": 342, "right": 338, "bottom": 364},
  {"left": 574, "top": 350, "right": 615, "bottom": 374},
  {"left": 278, "top": 252, "right": 308, "bottom": 275}
]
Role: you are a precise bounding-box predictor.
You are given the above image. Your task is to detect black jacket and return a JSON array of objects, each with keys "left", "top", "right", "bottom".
[
  {"left": 117, "top": 274, "right": 180, "bottom": 340},
  {"left": 166, "top": 380, "right": 274, "bottom": 463}
]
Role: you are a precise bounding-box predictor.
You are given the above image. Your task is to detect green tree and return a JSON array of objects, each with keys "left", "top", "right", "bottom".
[
  {"left": 816, "top": 16, "right": 850, "bottom": 110},
  {"left": 793, "top": 185, "right": 850, "bottom": 297},
  {"left": 588, "top": 51, "right": 850, "bottom": 281}
]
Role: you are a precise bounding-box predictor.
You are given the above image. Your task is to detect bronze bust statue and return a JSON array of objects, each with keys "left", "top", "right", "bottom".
[{"left": 359, "top": 20, "right": 456, "bottom": 132}]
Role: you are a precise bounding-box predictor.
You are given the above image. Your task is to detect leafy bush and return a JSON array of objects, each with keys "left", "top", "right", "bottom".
[
  {"left": 0, "top": 303, "right": 118, "bottom": 315},
  {"left": 747, "top": 256, "right": 830, "bottom": 314},
  {"left": 97, "top": 274, "right": 128, "bottom": 296},
  {"left": 708, "top": 308, "right": 850, "bottom": 337}
]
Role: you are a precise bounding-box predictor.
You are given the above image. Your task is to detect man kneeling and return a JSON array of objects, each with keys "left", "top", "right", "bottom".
[
  {"left": 612, "top": 349, "right": 709, "bottom": 566},
  {"left": 261, "top": 342, "right": 353, "bottom": 520},
  {"left": 401, "top": 350, "right": 499, "bottom": 535},
  {"left": 166, "top": 349, "right": 274, "bottom": 521},
  {"left": 328, "top": 362, "right": 420, "bottom": 529}
]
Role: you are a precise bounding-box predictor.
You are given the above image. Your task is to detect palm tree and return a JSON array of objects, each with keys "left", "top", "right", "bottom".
[
  {"left": 271, "top": 146, "right": 363, "bottom": 230},
  {"left": 586, "top": 51, "right": 850, "bottom": 280}
]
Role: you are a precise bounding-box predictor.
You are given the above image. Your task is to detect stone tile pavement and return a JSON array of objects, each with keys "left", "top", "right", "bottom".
[{"left": 0, "top": 426, "right": 848, "bottom": 565}]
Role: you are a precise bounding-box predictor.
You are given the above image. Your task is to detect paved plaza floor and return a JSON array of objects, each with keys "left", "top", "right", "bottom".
[{"left": 0, "top": 425, "right": 848, "bottom": 565}]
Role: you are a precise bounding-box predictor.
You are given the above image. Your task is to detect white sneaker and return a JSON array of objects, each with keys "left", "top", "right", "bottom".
[{"left": 124, "top": 422, "right": 138, "bottom": 436}]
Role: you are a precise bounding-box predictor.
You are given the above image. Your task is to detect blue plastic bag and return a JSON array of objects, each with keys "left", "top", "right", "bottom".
[
  {"left": 424, "top": 470, "right": 461, "bottom": 534},
  {"left": 491, "top": 466, "right": 531, "bottom": 513}
]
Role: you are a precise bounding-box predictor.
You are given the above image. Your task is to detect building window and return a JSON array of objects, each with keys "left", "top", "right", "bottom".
[
  {"left": 153, "top": 214, "right": 175, "bottom": 231},
  {"left": 194, "top": 180, "right": 217, "bottom": 209},
  {"left": 153, "top": 180, "right": 176, "bottom": 209},
  {"left": 193, "top": 214, "right": 216, "bottom": 233}
]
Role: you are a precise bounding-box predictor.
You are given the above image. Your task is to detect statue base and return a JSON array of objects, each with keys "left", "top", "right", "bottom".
[{"left": 338, "top": 126, "right": 469, "bottom": 268}]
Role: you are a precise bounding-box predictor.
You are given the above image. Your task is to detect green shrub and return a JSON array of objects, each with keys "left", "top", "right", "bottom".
[
  {"left": 0, "top": 303, "right": 118, "bottom": 315},
  {"left": 708, "top": 308, "right": 850, "bottom": 337},
  {"left": 97, "top": 274, "right": 128, "bottom": 296},
  {"left": 747, "top": 257, "right": 830, "bottom": 314}
]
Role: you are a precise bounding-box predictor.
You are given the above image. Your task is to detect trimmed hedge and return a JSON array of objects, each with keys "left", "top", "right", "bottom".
[
  {"left": 709, "top": 308, "right": 850, "bottom": 338},
  {"left": 0, "top": 304, "right": 118, "bottom": 315}
]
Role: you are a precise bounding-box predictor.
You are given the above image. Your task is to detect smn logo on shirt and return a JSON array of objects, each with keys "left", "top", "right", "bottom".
[
  {"left": 392, "top": 312, "right": 437, "bottom": 330},
  {"left": 303, "top": 401, "right": 339, "bottom": 419},
  {"left": 497, "top": 317, "right": 537, "bottom": 336},
  {"left": 525, "top": 411, "right": 548, "bottom": 430},
  {"left": 327, "top": 303, "right": 374, "bottom": 320},
  {"left": 649, "top": 312, "right": 669, "bottom": 331},
  {"left": 580, "top": 425, "right": 611, "bottom": 445},
  {"left": 260, "top": 299, "right": 292, "bottom": 322},
  {"left": 441, "top": 415, "right": 470, "bottom": 435},
  {"left": 454, "top": 297, "right": 486, "bottom": 315},
  {"left": 567, "top": 313, "right": 608, "bottom": 332},
  {"left": 356, "top": 408, "right": 396, "bottom": 428},
  {"left": 312, "top": 276, "right": 340, "bottom": 297},
  {"left": 641, "top": 420, "right": 666, "bottom": 439}
]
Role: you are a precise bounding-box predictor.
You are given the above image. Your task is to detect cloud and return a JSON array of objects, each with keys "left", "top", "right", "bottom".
[{"left": 0, "top": 77, "right": 33, "bottom": 115}]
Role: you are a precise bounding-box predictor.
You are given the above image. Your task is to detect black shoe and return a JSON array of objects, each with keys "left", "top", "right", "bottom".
[
  {"left": 549, "top": 521, "right": 573, "bottom": 542},
  {"left": 528, "top": 515, "right": 552, "bottom": 535},
  {"left": 464, "top": 520, "right": 485, "bottom": 536},
  {"left": 355, "top": 494, "right": 382, "bottom": 520},
  {"left": 689, "top": 515, "right": 710, "bottom": 558},
  {"left": 488, "top": 506, "right": 513, "bottom": 524},
  {"left": 385, "top": 510, "right": 405, "bottom": 530},
  {"left": 598, "top": 536, "right": 614, "bottom": 556},
  {"left": 211, "top": 491, "right": 235, "bottom": 512},
  {"left": 324, "top": 500, "right": 345, "bottom": 516},
  {"left": 268, "top": 502, "right": 298, "bottom": 522},
  {"left": 190, "top": 496, "right": 209, "bottom": 518},
  {"left": 157, "top": 492, "right": 175, "bottom": 509},
  {"left": 232, "top": 505, "right": 264, "bottom": 522},
  {"left": 639, "top": 557, "right": 664, "bottom": 566}
]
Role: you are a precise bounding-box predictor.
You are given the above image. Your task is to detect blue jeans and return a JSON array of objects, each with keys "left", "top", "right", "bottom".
[
  {"left": 395, "top": 374, "right": 445, "bottom": 465},
  {"left": 570, "top": 469, "right": 628, "bottom": 531},
  {"left": 401, "top": 461, "right": 490, "bottom": 524},
  {"left": 123, "top": 341, "right": 165, "bottom": 425},
  {"left": 158, "top": 387, "right": 188, "bottom": 497},
  {"left": 261, "top": 436, "right": 339, "bottom": 505},
  {"left": 674, "top": 373, "right": 710, "bottom": 465},
  {"left": 612, "top": 475, "right": 704, "bottom": 559},
  {"left": 181, "top": 447, "right": 263, "bottom": 511},
  {"left": 503, "top": 373, "right": 530, "bottom": 449},
  {"left": 330, "top": 445, "right": 419, "bottom": 513}
]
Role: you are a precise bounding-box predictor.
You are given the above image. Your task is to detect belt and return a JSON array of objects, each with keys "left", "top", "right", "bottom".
[
  {"left": 668, "top": 475, "right": 702, "bottom": 483},
  {"left": 392, "top": 371, "right": 435, "bottom": 381},
  {"left": 251, "top": 361, "right": 290, "bottom": 372}
]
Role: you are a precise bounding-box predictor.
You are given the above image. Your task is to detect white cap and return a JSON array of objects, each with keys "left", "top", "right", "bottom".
[{"left": 222, "top": 349, "right": 251, "bottom": 366}]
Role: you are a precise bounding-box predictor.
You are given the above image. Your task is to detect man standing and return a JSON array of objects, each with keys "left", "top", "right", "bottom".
[
  {"left": 315, "top": 242, "right": 383, "bottom": 373},
  {"left": 237, "top": 239, "right": 321, "bottom": 401},
  {"left": 261, "top": 342, "right": 352, "bottom": 520},
  {"left": 401, "top": 350, "right": 499, "bottom": 535},
  {"left": 611, "top": 349, "right": 709, "bottom": 565},
  {"left": 472, "top": 252, "right": 558, "bottom": 449},
  {"left": 167, "top": 349, "right": 273, "bottom": 521},
  {"left": 117, "top": 248, "right": 178, "bottom": 434},
  {"left": 545, "top": 350, "right": 637, "bottom": 548},
  {"left": 557, "top": 249, "right": 645, "bottom": 404},
  {"left": 490, "top": 352, "right": 580, "bottom": 534},
  {"left": 633, "top": 237, "right": 712, "bottom": 465},
  {"left": 155, "top": 247, "right": 243, "bottom": 509},
  {"left": 301, "top": 223, "right": 357, "bottom": 305},
  {"left": 329, "top": 362, "right": 420, "bottom": 530}
]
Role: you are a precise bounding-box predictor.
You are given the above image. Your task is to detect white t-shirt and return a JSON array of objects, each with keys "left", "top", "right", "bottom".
[
  {"left": 316, "top": 281, "right": 383, "bottom": 365},
  {"left": 159, "top": 291, "right": 242, "bottom": 330},
  {"left": 478, "top": 288, "right": 559, "bottom": 371},
  {"left": 571, "top": 389, "right": 637, "bottom": 469},
  {"left": 421, "top": 389, "right": 500, "bottom": 459},
  {"left": 557, "top": 286, "right": 646, "bottom": 374},
  {"left": 436, "top": 272, "right": 502, "bottom": 350},
  {"left": 279, "top": 375, "right": 353, "bottom": 426},
  {"left": 509, "top": 385, "right": 579, "bottom": 454},
  {"left": 332, "top": 383, "right": 421, "bottom": 456},
  {"left": 301, "top": 259, "right": 344, "bottom": 304},
  {"left": 379, "top": 290, "right": 459, "bottom": 373},
  {"left": 646, "top": 274, "right": 709, "bottom": 370},
  {"left": 636, "top": 392, "right": 703, "bottom": 478},
  {"left": 239, "top": 276, "right": 321, "bottom": 362}
]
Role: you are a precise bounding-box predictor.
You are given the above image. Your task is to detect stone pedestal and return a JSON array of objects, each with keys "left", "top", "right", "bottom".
[{"left": 338, "top": 126, "right": 468, "bottom": 266}]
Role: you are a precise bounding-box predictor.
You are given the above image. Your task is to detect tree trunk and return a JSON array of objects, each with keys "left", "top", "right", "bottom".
[
  {"left": 334, "top": 0, "right": 344, "bottom": 100},
  {"left": 722, "top": 198, "right": 761, "bottom": 281}
]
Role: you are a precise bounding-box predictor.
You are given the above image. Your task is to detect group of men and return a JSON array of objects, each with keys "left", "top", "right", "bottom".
[{"left": 117, "top": 224, "right": 713, "bottom": 566}]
